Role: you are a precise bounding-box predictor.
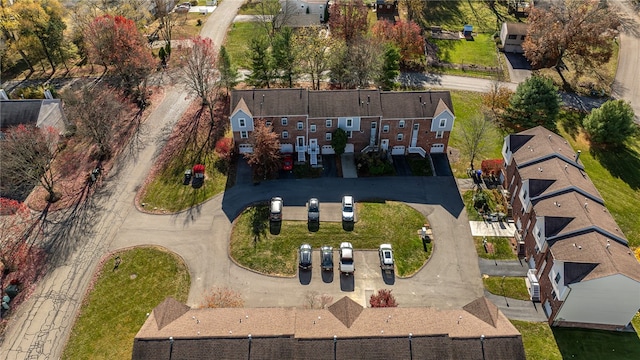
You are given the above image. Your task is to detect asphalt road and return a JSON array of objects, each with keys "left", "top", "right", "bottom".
[{"left": 611, "top": 1, "right": 640, "bottom": 123}]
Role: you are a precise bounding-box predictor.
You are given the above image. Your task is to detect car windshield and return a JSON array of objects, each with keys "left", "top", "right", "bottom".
[
  {"left": 310, "top": 204, "right": 319, "bottom": 211},
  {"left": 384, "top": 252, "right": 392, "bottom": 259},
  {"left": 343, "top": 205, "right": 352, "bottom": 212}
]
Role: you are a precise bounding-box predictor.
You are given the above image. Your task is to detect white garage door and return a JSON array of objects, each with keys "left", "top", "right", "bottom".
[
  {"left": 280, "top": 143, "right": 293, "bottom": 153},
  {"left": 391, "top": 146, "right": 405, "bottom": 155},
  {"left": 430, "top": 144, "right": 445, "bottom": 153},
  {"left": 321, "top": 145, "right": 335, "bottom": 154},
  {"left": 238, "top": 144, "right": 253, "bottom": 153},
  {"left": 345, "top": 143, "right": 354, "bottom": 153}
]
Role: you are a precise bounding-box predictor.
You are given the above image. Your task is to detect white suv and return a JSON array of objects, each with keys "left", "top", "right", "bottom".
[{"left": 341, "top": 195, "right": 354, "bottom": 222}]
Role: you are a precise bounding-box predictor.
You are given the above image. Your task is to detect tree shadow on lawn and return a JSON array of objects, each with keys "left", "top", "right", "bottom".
[
  {"left": 552, "top": 327, "right": 640, "bottom": 359},
  {"left": 558, "top": 109, "right": 586, "bottom": 141},
  {"left": 590, "top": 144, "right": 640, "bottom": 191}
]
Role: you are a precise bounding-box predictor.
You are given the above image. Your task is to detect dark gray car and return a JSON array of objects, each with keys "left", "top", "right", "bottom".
[
  {"left": 299, "top": 244, "right": 312, "bottom": 270},
  {"left": 320, "top": 246, "right": 333, "bottom": 271},
  {"left": 308, "top": 198, "right": 320, "bottom": 222}
]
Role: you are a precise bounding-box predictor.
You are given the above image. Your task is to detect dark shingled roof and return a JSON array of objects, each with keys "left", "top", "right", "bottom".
[
  {"left": 327, "top": 296, "right": 363, "bottom": 328},
  {"left": 153, "top": 297, "right": 190, "bottom": 330},
  {"left": 133, "top": 297, "right": 525, "bottom": 360},
  {"left": 230, "top": 89, "right": 454, "bottom": 120}
]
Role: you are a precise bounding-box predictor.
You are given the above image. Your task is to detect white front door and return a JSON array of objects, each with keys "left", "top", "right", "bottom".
[
  {"left": 309, "top": 139, "right": 318, "bottom": 165},
  {"left": 381, "top": 139, "right": 389, "bottom": 151},
  {"left": 411, "top": 123, "right": 419, "bottom": 147},
  {"left": 370, "top": 122, "right": 377, "bottom": 146},
  {"left": 297, "top": 136, "right": 306, "bottom": 161}
]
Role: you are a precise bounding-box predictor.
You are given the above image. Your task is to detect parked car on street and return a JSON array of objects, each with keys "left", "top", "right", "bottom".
[
  {"left": 282, "top": 153, "right": 293, "bottom": 171},
  {"left": 379, "top": 244, "right": 394, "bottom": 271},
  {"left": 299, "top": 244, "right": 312, "bottom": 270},
  {"left": 269, "top": 197, "right": 283, "bottom": 221},
  {"left": 341, "top": 195, "right": 354, "bottom": 222},
  {"left": 339, "top": 242, "right": 354, "bottom": 275},
  {"left": 320, "top": 246, "right": 333, "bottom": 271},
  {"left": 308, "top": 198, "right": 320, "bottom": 222}
]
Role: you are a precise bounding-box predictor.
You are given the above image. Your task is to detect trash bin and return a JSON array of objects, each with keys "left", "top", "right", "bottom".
[
  {"left": 183, "top": 169, "right": 192, "bottom": 185},
  {"left": 5, "top": 284, "right": 18, "bottom": 299}
]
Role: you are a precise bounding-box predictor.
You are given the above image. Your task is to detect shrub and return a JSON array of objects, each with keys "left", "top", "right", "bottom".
[{"left": 370, "top": 289, "right": 398, "bottom": 307}]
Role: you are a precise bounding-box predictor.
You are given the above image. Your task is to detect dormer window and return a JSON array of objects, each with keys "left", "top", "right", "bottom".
[
  {"left": 346, "top": 118, "right": 353, "bottom": 127},
  {"left": 239, "top": 118, "right": 246, "bottom": 127},
  {"left": 439, "top": 119, "right": 446, "bottom": 127}
]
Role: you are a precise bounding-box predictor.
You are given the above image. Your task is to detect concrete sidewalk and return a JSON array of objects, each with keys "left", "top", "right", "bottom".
[
  {"left": 469, "top": 220, "right": 516, "bottom": 237},
  {"left": 484, "top": 290, "right": 547, "bottom": 322},
  {"left": 478, "top": 258, "right": 528, "bottom": 277}
]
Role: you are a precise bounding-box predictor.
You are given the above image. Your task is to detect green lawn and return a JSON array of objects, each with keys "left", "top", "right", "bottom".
[
  {"left": 552, "top": 326, "right": 640, "bottom": 359},
  {"left": 62, "top": 247, "right": 190, "bottom": 360},
  {"left": 432, "top": 33, "right": 498, "bottom": 68},
  {"left": 140, "top": 150, "right": 227, "bottom": 213},
  {"left": 483, "top": 276, "right": 529, "bottom": 300},
  {"left": 474, "top": 236, "right": 516, "bottom": 260},
  {"left": 230, "top": 201, "right": 430, "bottom": 276},
  {"left": 511, "top": 320, "right": 563, "bottom": 360},
  {"left": 224, "top": 22, "right": 266, "bottom": 69},
  {"left": 449, "top": 91, "right": 506, "bottom": 178},
  {"left": 422, "top": 1, "right": 519, "bottom": 34},
  {"left": 557, "top": 113, "right": 640, "bottom": 248}
]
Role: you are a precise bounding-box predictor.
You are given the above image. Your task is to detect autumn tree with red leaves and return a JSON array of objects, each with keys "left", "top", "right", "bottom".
[
  {"left": 522, "top": 0, "right": 619, "bottom": 88},
  {"left": 369, "top": 289, "right": 398, "bottom": 307},
  {"left": 328, "top": 0, "right": 368, "bottom": 44},
  {"left": 244, "top": 119, "right": 281, "bottom": 181},
  {"left": 372, "top": 19, "right": 425, "bottom": 68},
  {"left": 84, "top": 14, "right": 154, "bottom": 95},
  {"left": 0, "top": 125, "right": 60, "bottom": 202}
]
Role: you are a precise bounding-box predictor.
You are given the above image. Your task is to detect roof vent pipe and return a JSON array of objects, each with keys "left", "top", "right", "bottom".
[{"left": 575, "top": 150, "right": 582, "bottom": 163}]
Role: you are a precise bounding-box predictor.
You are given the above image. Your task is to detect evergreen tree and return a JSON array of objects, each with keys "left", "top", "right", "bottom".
[
  {"left": 583, "top": 100, "right": 637, "bottom": 147},
  {"left": 377, "top": 44, "right": 400, "bottom": 90},
  {"left": 247, "top": 36, "right": 273, "bottom": 88},
  {"left": 272, "top": 27, "right": 298, "bottom": 87},
  {"left": 218, "top": 46, "right": 239, "bottom": 95},
  {"left": 503, "top": 76, "right": 560, "bottom": 130}
]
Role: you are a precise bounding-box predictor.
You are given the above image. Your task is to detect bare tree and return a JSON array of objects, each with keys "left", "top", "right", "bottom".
[
  {"left": 62, "top": 86, "right": 125, "bottom": 160},
  {"left": 294, "top": 27, "right": 333, "bottom": 90},
  {"left": 153, "top": 0, "right": 177, "bottom": 45},
  {"left": 180, "top": 36, "right": 219, "bottom": 106},
  {"left": 255, "top": 0, "right": 297, "bottom": 40},
  {"left": 244, "top": 119, "right": 281, "bottom": 181},
  {"left": 200, "top": 287, "right": 244, "bottom": 308},
  {"left": 304, "top": 290, "right": 334, "bottom": 309},
  {"left": 0, "top": 125, "right": 60, "bottom": 202},
  {"left": 459, "top": 113, "right": 497, "bottom": 171}
]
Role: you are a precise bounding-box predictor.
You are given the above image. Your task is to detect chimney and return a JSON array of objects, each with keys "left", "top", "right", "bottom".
[{"left": 575, "top": 150, "right": 582, "bottom": 163}]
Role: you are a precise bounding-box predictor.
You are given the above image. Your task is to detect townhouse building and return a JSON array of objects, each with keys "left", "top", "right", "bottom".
[
  {"left": 502, "top": 126, "right": 640, "bottom": 329},
  {"left": 230, "top": 89, "right": 455, "bottom": 166}
]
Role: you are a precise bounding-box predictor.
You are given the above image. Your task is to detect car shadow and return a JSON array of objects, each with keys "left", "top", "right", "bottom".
[
  {"left": 382, "top": 270, "right": 396, "bottom": 285},
  {"left": 298, "top": 269, "right": 312, "bottom": 285},
  {"left": 342, "top": 221, "right": 354, "bottom": 232},
  {"left": 269, "top": 220, "right": 282, "bottom": 235},
  {"left": 339, "top": 273, "right": 355, "bottom": 292},
  {"left": 321, "top": 270, "right": 334, "bottom": 283},
  {"left": 307, "top": 221, "right": 320, "bottom": 232}
]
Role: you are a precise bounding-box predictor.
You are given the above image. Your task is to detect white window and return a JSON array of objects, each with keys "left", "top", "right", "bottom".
[
  {"left": 297, "top": 121, "right": 303, "bottom": 130},
  {"left": 240, "top": 131, "right": 248, "bottom": 139},
  {"left": 346, "top": 131, "right": 353, "bottom": 138},
  {"left": 346, "top": 118, "right": 353, "bottom": 127},
  {"left": 436, "top": 131, "right": 443, "bottom": 139},
  {"left": 399, "top": 120, "right": 405, "bottom": 128},
  {"left": 239, "top": 118, "right": 246, "bottom": 127},
  {"left": 265, "top": 121, "right": 272, "bottom": 127},
  {"left": 326, "top": 132, "right": 332, "bottom": 141},
  {"left": 439, "top": 119, "right": 446, "bottom": 127},
  {"left": 383, "top": 125, "right": 389, "bottom": 133},
  {"left": 281, "top": 117, "right": 288, "bottom": 126},
  {"left": 282, "top": 131, "right": 289, "bottom": 139},
  {"left": 310, "top": 124, "right": 317, "bottom": 132},
  {"left": 326, "top": 119, "right": 332, "bottom": 127},
  {"left": 397, "top": 133, "right": 403, "bottom": 141}
]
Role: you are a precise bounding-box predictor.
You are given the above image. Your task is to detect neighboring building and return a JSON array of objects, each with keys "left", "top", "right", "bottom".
[
  {"left": 500, "top": 22, "right": 528, "bottom": 53},
  {"left": 230, "top": 89, "right": 455, "bottom": 165},
  {"left": 0, "top": 99, "right": 69, "bottom": 136},
  {"left": 375, "top": 0, "right": 398, "bottom": 22},
  {"left": 132, "top": 296, "right": 525, "bottom": 359},
  {"left": 284, "top": 0, "right": 329, "bottom": 23},
  {"left": 502, "top": 126, "right": 640, "bottom": 330}
]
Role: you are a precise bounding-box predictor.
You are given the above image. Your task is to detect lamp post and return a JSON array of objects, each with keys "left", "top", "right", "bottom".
[{"left": 501, "top": 275, "right": 510, "bottom": 307}]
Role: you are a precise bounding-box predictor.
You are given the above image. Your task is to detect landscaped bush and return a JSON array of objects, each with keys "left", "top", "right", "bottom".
[{"left": 356, "top": 150, "right": 394, "bottom": 176}]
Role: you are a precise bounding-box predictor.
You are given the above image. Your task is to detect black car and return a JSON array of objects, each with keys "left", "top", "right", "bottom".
[
  {"left": 308, "top": 198, "right": 320, "bottom": 222},
  {"left": 299, "top": 244, "right": 312, "bottom": 270},
  {"left": 320, "top": 246, "right": 333, "bottom": 271}
]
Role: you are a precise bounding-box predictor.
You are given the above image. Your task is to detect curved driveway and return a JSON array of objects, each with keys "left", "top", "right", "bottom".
[{"left": 110, "top": 176, "right": 483, "bottom": 309}]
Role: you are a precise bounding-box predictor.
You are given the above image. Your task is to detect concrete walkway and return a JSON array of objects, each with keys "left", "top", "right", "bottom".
[
  {"left": 484, "top": 290, "right": 547, "bottom": 322},
  {"left": 469, "top": 220, "right": 516, "bottom": 237},
  {"left": 478, "top": 258, "right": 528, "bottom": 277}
]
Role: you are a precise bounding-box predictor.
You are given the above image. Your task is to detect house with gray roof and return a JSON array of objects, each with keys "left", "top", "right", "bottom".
[
  {"left": 132, "top": 296, "right": 525, "bottom": 359},
  {"left": 230, "top": 89, "right": 454, "bottom": 166},
  {"left": 502, "top": 126, "right": 640, "bottom": 329},
  {"left": 0, "top": 99, "right": 69, "bottom": 136}
]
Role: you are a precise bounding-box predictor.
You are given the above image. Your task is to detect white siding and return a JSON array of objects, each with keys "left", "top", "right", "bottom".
[{"left": 555, "top": 275, "right": 640, "bottom": 327}]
